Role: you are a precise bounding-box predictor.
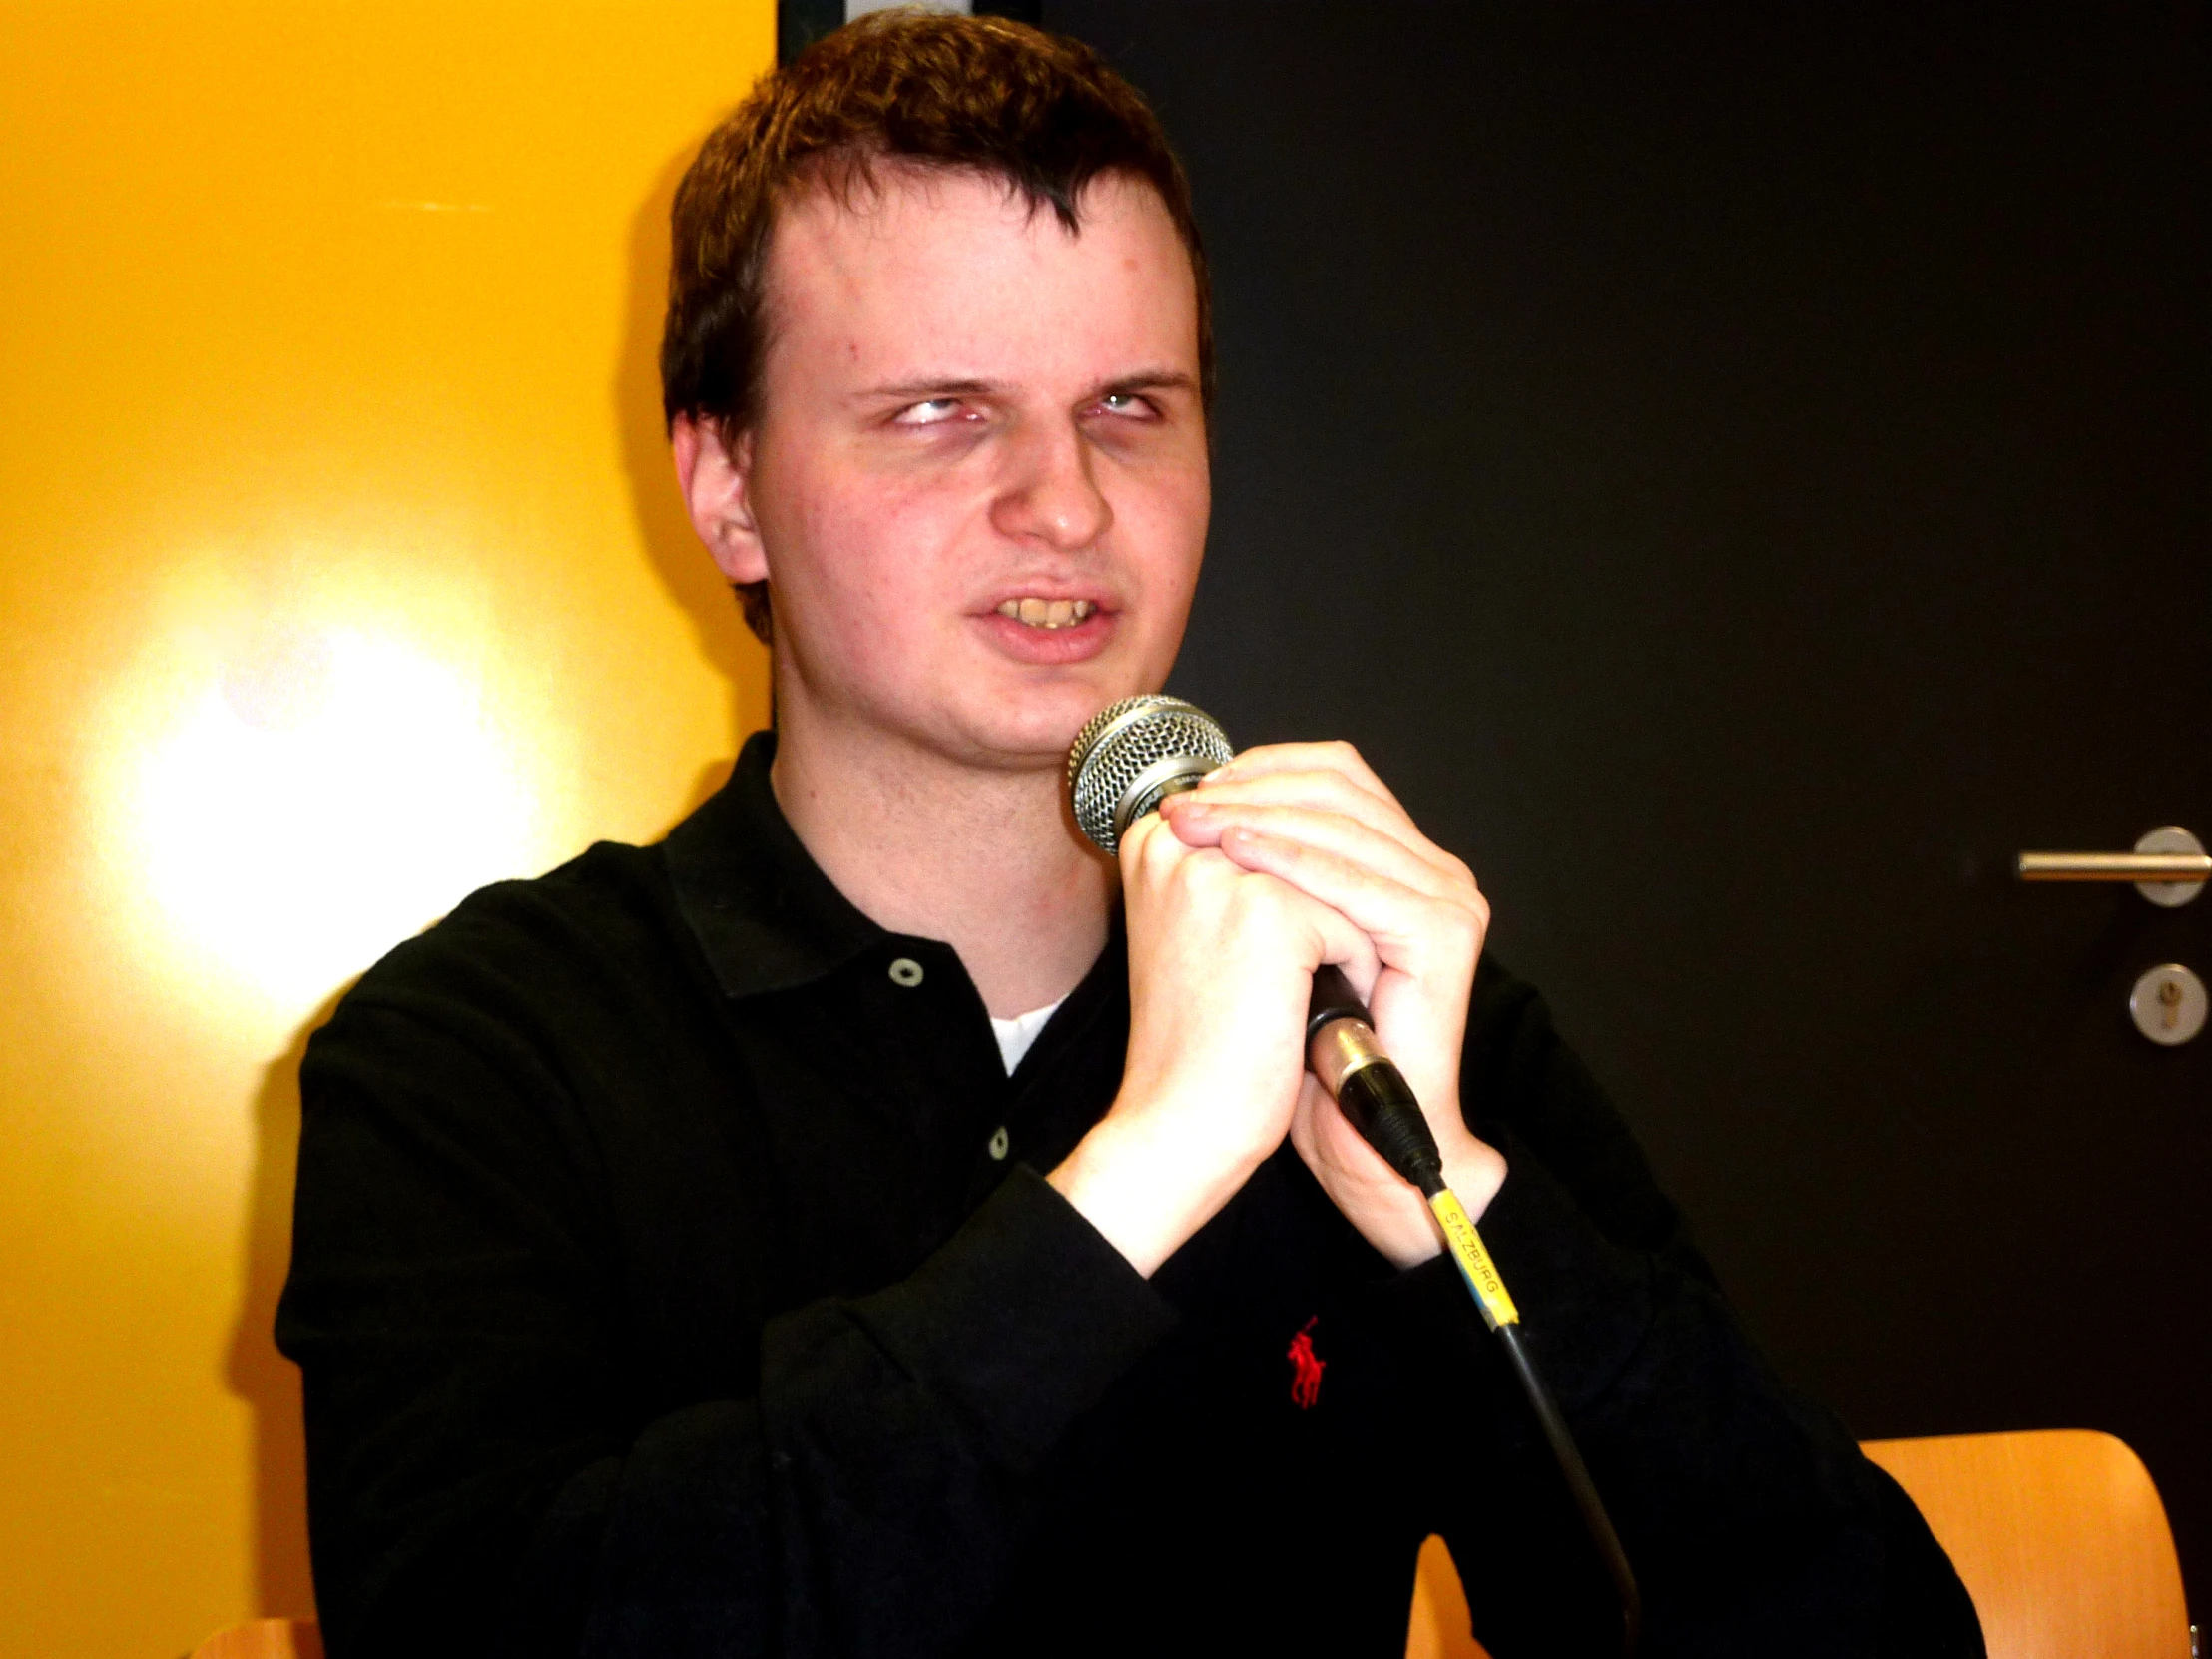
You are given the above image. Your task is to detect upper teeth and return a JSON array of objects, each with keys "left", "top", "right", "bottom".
[{"left": 997, "top": 598, "right": 1095, "bottom": 629}]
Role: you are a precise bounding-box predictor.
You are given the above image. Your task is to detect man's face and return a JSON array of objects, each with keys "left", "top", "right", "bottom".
[{"left": 723, "top": 165, "right": 1208, "bottom": 770}]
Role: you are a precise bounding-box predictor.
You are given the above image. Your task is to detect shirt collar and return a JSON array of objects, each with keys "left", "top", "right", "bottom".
[
  {"left": 662, "top": 729, "right": 888, "bottom": 1001},
  {"left": 663, "top": 730, "right": 1131, "bottom": 1036}
]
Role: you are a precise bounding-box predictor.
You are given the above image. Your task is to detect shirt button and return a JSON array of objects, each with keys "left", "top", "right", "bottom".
[
  {"left": 887, "top": 957, "right": 924, "bottom": 988},
  {"left": 987, "top": 1126, "right": 1010, "bottom": 1161}
]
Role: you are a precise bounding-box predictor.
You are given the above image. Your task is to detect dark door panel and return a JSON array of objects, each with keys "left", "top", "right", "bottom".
[{"left": 1053, "top": 0, "right": 2212, "bottom": 1601}]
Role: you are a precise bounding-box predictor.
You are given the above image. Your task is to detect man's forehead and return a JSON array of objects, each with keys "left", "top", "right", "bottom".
[{"left": 760, "top": 164, "right": 1195, "bottom": 376}]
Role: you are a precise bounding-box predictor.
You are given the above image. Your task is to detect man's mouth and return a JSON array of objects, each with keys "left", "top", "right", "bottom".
[{"left": 993, "top": 598, "right": 1098, "bottom": 631}]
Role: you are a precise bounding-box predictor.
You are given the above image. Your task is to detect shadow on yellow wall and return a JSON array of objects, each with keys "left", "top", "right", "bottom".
[
  {"left": 229, "top": 1012, "right": 324, "bottom": 1619},
  {"left": 0, "top": 6, "right": 775, "bottom": 1652}
]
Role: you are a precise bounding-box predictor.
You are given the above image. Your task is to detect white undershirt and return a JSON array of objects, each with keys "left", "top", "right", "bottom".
[{"left": 989, "top": 997, "right": 1065, "bottom": 1075}]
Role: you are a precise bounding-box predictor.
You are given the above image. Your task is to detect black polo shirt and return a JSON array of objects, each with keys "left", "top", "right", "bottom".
[{"left": 276, "top": 732, "right": 1978, "bottom": 1659}]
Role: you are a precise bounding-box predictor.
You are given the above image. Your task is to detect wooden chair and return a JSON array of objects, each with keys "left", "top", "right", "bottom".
[
  {"left": 1408, "top": 1429, "right": 2192, "bottom": 1659},
  {"left": 188, "top": 1619, "right": 321, "bottom": 1659},
  {"left": 1864, "top": 1429, "right": 2191, "bottom": 1659},
  {"left": 1406, "top": 1532, "right": 1493, "bottom": 1659}
]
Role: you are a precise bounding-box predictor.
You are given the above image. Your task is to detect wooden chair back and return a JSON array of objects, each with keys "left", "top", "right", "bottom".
[
  {"left": 1408, "top": 1429, "right": 2191, "bottom": 1659},
  {"left": 1406, "top": 1532, "right": 1493, "bottom": 1659},
  {"left": 1864, "top": 1428, "right": 2191, "bottom": 1659}
]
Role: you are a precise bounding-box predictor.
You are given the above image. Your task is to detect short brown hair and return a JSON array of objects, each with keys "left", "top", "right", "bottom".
[{"left": 660, "top": 9, "right": 1211, "bottom": 643}]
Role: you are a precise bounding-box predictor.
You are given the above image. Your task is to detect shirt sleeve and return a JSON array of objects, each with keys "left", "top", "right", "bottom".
[
  {"left": 276, "top": 989, "right": 1175, "bottom": 1659},
  {"left": 1382, "top": 964, "right": 1982, "bottom": 1659}
]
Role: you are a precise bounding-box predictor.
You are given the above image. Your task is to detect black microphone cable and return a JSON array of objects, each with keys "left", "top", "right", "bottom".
[{"left": 1308, "top": 965, "right": 1641, "bottom": 1659}]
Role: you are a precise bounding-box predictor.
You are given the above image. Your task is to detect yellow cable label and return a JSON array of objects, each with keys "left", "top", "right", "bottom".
[{"left": 1429, "top": 1189, "right": 1520, "bottom": 1330}]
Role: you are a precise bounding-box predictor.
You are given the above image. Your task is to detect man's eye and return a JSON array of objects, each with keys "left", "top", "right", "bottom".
[
  {"left": 892, "top": 399, "right": 967, "bottom": 426},
  {"left": 1095, "top": 392, "right": 1153, "bottom": 418}
]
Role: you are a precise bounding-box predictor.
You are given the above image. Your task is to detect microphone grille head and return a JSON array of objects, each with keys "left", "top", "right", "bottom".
[{"left": 1066, "top": 695, "right": 1234, "bottom": 855}]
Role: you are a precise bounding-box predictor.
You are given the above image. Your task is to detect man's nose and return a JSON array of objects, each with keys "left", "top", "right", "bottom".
[{"left": 990, "top": 418, "right": 1113, "bottom": 551}]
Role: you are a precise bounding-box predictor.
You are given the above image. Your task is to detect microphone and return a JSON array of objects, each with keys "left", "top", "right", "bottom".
[
  {"left": 1067, "top": 701, "right": 1458, "bottom": 1201},
  {"left": 1065, "top": 693, "right": 1232, "bottom": 856},
  {"left": 1066, "top": 693, "right": 1641, "bottom": 1656}
]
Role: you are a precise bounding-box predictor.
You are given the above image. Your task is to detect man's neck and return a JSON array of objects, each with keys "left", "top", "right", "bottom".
[{"left": 769, "top": 709, "right": 1115, "bottom": 1020}]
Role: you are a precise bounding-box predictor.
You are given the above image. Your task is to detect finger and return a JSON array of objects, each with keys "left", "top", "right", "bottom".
[
  {"left": 1215, "top": 824, "right": 1486, "bottom": 969},
  {"left": 1209, "top": 740, "right": 1404, "bottom": 813},
  {"left": 1167, "top": 775, "right": 1472, "bottom": 895},
  {"left": 1241, "top": 864, "right": 1383, "bottom": 988},
  {"left": 1127, "top": 814, "right": 1382, "bottom": 988},
  {"left": 1299, "top": 885, "right": 1384, "bottom": 992},
  {"left": 1209, "top": 747, "right": 1404, "bottom": 826},
  {"left": 1118, "top": 806, "right": 1202, "bottom": 879},
  {"left": 1162, "top": 800, "right": 1465, "bottom": 902},
  {"left": 1290, "top": 1074, "right": 1420, "bottom": 1206},
  {"left": 1166, "top": 768, "right": 1446, "bottom": 872},
  {"left": 1181, "top": 766, "right": 1400, "bottom": 828}
]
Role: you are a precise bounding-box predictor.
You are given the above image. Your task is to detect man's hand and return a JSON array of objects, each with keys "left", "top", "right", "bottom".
[
  {"left": 1048, "top": 806, "right": 1377, "bottom": 1276},
  {"left": 1153, "top": 743, "right": 1505, "bottom": 1269},
  {"left": 1049, "top": 738, "right": 1505, "bottom": 1276}
]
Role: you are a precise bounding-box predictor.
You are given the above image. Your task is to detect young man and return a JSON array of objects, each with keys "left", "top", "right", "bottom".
[{"left": 278, "top": 14, "right": 1981, "bottom": 1657}]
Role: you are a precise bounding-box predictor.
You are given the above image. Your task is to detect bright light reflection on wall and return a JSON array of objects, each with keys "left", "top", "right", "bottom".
[{"left": 105, "top": 616, "right": 564, "bottom": 1025}]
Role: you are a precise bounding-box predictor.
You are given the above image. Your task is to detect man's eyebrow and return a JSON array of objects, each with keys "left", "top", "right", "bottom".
[
  {"left": 1096, "top": 370, "right": 1198, "bottom": 398},
  {"left": 853, "top": 376, "right": 1001, "bottom": 402}
]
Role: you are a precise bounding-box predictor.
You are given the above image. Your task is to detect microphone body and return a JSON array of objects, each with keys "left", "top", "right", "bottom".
[{"left": 1306, "top": 963, "right": 1445, "bottom": 1196}]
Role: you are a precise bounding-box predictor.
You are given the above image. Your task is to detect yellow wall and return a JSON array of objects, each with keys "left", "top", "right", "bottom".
[{"left": 0, "top": 5, "right": 774, "bottom": 1651}]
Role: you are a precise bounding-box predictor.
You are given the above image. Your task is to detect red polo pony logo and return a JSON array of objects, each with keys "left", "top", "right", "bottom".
[{"left": 1287, "top": 1316, "right": 1326, "bottom": 1410}]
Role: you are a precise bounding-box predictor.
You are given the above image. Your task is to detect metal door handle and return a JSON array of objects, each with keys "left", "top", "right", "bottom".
[
  {"left": 2017, "top": 852, "right": 2210, "bottom": 879},
  {"left": 2016, "top": 827, "right": 2205, "bottom": 906}
]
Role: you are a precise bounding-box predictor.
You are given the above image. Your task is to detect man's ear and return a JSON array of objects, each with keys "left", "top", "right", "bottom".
[{"left": 671, "top": 415, "right": 769, "bottom": 586}]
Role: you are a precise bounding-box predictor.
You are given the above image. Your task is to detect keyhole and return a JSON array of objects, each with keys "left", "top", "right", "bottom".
[{"left": 2159, "top": 977, "right": 2183, "bottom": 1028}]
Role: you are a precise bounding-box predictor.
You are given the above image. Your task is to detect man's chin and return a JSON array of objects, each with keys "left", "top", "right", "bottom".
[{"left": 944, "top": 680, "right": 1149, "bottom": 773}]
